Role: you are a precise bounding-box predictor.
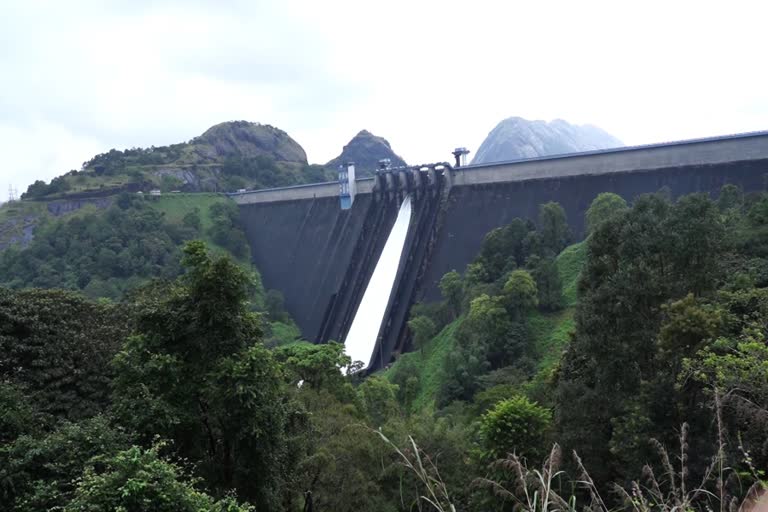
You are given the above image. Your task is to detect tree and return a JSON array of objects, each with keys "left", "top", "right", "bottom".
[
  {"left": 555, "top": 191, "right": 730, "bottom": 488},
  {"left": 208, "top": 202, "right": 250, "bottom": 259},
  {"left": 112, "top": 241, "right": 291, "bottom": 509},
  {"left": 529, "top": 256, "right": 563, "bottom": 311},
  {"left": 182, "top": 207, "right": 202, "bottom": 231},
  {"left": 717, "top": 183, "right": 743, "bottom": 212},
  {"left": 357, "top": 376, "right": 400, "bottom": 426},
  {"left": 21, "top": 180, "right": 50, "bottom": 199},
  {"left": 480, "top": 396, "right": 551, "bottom": 461},
  {"left": 265, "top": 288, "right": 289, "bottom": 323},
  {"left": 2, "top": 416, "right": 131, "bottom": 512},
  {"left": 585, "top": 192, "right": 627, "bottom": 234},
  {"left": 439, "top": 270, "right": 464, "bottom": 317},
  {"left": 408, "top": 315, "right": 436, "bottom": 354},
  {"left": 0, "top": 288, "right": 128, "bottom": 420},
  {"left": 476, "top": 218, "right": 532, "bottom": 282},
  {"left": 64, "top": 445, "right": 253, "bottom": 512},
  {"left": 274, "top": 341, "right": 351, "bottom": 393},
  {"left": 439, "top": 294, "right": 519, "bottom": 403},
  {"left": 538, "top": 201, "right": 569, "bottom": 256},
  {"left": 502, "top": 269, "right": 538, "bottom": 318}
]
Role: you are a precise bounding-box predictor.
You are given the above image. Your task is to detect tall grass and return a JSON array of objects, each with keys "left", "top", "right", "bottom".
[{"left": 380, "top": 397, "right": 764, "bottom": 512}]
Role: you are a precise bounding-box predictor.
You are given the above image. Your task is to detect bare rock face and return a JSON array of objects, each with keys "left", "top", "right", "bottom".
[
  {"left": 326, "top": 130, "right": 407, "bottom": 176},
  {"left": 191, "top": 121, "right": 307, "bottom": 164},
  {"left": 472, "top": 117, "right": 623, "bottom": 165}
]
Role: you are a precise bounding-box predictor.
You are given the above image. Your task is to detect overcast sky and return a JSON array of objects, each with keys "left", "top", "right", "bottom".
[{"left": 2, "top": 0, "right": 767, "bottom": 197}]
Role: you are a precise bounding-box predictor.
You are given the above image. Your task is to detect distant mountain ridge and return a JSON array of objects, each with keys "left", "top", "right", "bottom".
[
  {"left": 326, "top": 130, "right": 407, "bottom": 177},
  {"left": 472, "top": 117, "right": 623, "bottom": 165}
]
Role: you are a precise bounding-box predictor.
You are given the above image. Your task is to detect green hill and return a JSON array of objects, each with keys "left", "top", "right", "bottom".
[{"left": 22, "top": 121, "right": 336, "bottom": 200}]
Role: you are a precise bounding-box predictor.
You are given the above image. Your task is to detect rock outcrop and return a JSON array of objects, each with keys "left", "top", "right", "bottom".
[
  {"left": 472, "top": 117, "right": 623, "bottom": 165},
  {"left": 326, "top": 130, "right": 407, "bottom": 177},
  {"left": 188, "top": 121, "right": 308, "bottom": 165}
]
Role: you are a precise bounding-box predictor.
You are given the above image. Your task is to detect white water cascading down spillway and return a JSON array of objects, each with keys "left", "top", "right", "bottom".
[{"left": 344, "top": 194, "right": 413, "bottom": 370}]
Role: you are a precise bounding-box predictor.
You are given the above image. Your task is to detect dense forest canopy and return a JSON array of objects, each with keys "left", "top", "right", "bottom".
[{"left": 2, "top": 185, "right": 768, "bottom": 511}]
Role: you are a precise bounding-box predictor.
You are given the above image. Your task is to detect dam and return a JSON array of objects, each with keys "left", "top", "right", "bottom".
[{"left": 234, "top": 130, "right": 768, "bottom": 369}]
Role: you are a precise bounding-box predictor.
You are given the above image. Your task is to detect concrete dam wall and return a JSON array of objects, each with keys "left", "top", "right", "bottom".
[{"left": 236, "top": 131, "right": 768, "bottom": 368}]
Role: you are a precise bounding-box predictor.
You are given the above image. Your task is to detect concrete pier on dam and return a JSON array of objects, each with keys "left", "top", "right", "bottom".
[{"left": 234, "top": 130, "right": 768, "bottom": 368}]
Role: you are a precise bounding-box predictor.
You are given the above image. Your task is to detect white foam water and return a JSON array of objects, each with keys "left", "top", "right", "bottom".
[{"left": 344, "top": 195, "right": 413, "bottom": 370}]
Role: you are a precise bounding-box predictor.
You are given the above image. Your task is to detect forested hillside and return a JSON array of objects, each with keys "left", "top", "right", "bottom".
[
  {"left": 2, "top": 185, "right": 768, "bottom": 511},
  {"left": 0, "top": 193, "right": 250, "bottom": 299},
  {"left": 0, "top": 192, "right": 300, "bottom": 345}
]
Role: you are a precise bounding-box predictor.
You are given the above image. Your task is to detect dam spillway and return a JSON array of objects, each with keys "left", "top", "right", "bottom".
[
  {"left": 235, "top": 131, "right": 768, "bottom": 369},
  {"left": 345, "top": 195, "right": 412, "bottom": 368}
]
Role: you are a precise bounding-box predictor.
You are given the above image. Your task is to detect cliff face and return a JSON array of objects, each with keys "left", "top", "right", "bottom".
[
  {"left": 472, "top": 117, "right": 623, "bottom": 165},
  {"left": 326, "top": 130, "right": 407, "bottom": 177}
]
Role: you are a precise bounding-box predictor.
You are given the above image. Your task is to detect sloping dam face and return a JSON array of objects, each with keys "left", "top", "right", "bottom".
[{"left": 237, "top": 132, "right": 768, "bottom": 369}]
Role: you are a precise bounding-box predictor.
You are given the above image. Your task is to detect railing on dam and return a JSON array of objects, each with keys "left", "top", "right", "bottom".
[{"left": 229, "top": 130, "right": 768, "bottom": 206}]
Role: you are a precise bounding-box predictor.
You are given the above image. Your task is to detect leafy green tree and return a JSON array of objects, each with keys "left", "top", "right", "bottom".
[
  {"left": 0, "top": 288, "right": 127, "bottom": 420},
  {"left": 21, "top": 180, "right": 50, "bottom": 199},
  {"left": 528, "top": 256, "right": 563, "bottom": 311},
  {"left": 585, "top": 192, "right": 628, "bottom": 234},
  {"left": 1, "top": 415, "right": 131, "bottom": 512},
  {"left": 64, "top": 445, "right": 253, "bottom": 512},
  {"left": 539, "top": 201, "right": 569, "bottom": 256},
  {"left": 265, "top": 288, "right": 289, "bottom": 322},
  {"left": 717, "top": 183, "right": 743, "bottom": 212},
  {"left": 439, "top": 270, "right": 464, "bottom": 317},
  {"left": 440, "top": 294, "right": 527, "bottom": 403},
  {"left": 182, "top": 207, "right": 202, "bottom": 231},
  {"left": 208, "top": 202, "right": 250, "bottom": 259},
  {"left": 480, "top": 396, "right": 551, "bottom": 461},
  {"left": 274, "top": 341, "right": 351, "bottom": 394},
  {"left": 502, "top": 269, "right": 538, "bottom": 318},
  {"left": 408, "top": 315, "right": 436, "bottom": 354},
  {"left": 0, "top": 382, "right": 41, "bottom": 446},
  {"left": 112, "top": 241, "right": 290, "bottom": 509},
  {"left": 475, "top": 218, "right": 533, "bottom": 282},
  {"left": 291, "top": 390, "right": 395, "bottom": 512},
  {"left": 357, "top": 376, "right": 400, "bottom": 426},
  {"left": 555, "top": 191, "right": 729, "bottom": 487}
]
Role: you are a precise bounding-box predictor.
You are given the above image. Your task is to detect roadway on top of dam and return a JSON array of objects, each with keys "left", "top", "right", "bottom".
[{"left": 230, "top": 130, "right": 768, "bottom": 205}]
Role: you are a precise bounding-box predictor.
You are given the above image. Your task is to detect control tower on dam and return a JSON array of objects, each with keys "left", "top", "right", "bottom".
[{"left": 233, "top": 130, "right": 768, "bottom": 369}]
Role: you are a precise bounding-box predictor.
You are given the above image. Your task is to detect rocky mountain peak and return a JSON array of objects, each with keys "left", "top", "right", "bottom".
[
  {"left": 472, "top": 117, "right": 623, "bottom": 165},
  {"left": 192, "top": 121, "right": 307, "bottom": 164},
  {"left": 326, "top": 130, "right": 407, "bottom": 176}
]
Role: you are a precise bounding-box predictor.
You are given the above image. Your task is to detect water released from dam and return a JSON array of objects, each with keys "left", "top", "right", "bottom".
[{"left": 344, "top": 195, "right": 413, "bottom": 369}]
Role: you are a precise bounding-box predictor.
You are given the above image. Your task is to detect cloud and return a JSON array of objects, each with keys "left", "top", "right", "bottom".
[{"left": 1, "top": 0, "right": 767, "bottom": 196}]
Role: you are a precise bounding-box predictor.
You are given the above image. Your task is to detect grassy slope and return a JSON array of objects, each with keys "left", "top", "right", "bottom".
[
  {"left": 383, "top": 318, "right": 462, "bottom": 411},
  {"left": 527, "top": 241, "right": 586, "bottom": 372},
  {"left": 383, "top": 240, "right": 588, "bottom": 410},
  {"left": 528, "top": 309, "right": 575, "bottom": 371},
  {"left": 149, "top": 193, "right": 224, "bottom": 233},
  {"left": 557, "top": 241, "right": 586, "bottom": 307}
]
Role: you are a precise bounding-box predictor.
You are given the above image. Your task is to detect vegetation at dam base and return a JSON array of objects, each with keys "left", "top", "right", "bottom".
[{"left": 2, "top": 186, "right": 768, "bottom": 511}]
